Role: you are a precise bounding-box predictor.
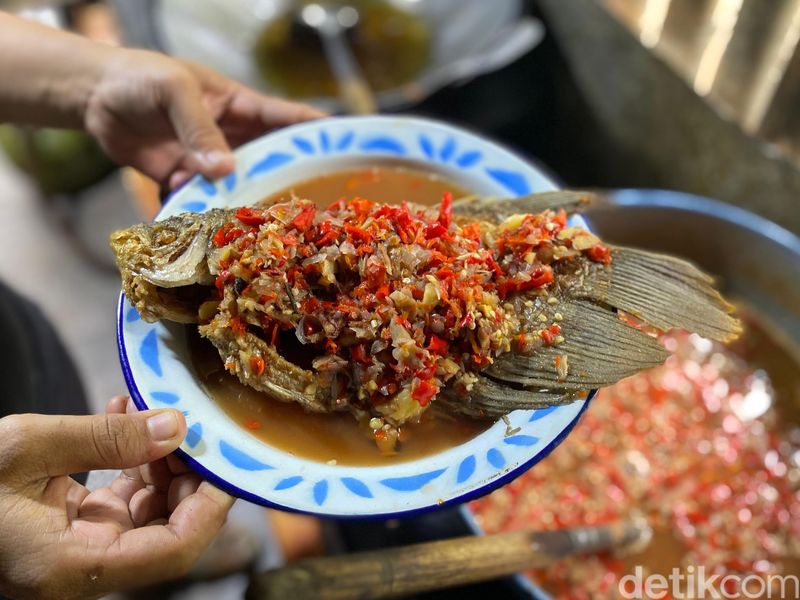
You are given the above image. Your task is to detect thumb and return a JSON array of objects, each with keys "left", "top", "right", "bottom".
[
  {"left": 4, "top": 410, "right": 186, "bottom": 478},
  {"left": 166, "top": 80, "right": 234, "bottom": 180}
]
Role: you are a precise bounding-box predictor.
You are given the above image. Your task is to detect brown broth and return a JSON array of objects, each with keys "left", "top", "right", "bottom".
[
  {"left": 193, "top": 166, "right": 486, "bottom": 466},
  {"left": 264, "top": 165, "right": 470, "bottom": 208}
]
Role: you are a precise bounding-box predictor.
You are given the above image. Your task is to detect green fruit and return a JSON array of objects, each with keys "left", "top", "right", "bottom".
[{"left": 0, "top": 125, "right": 115, "bottom": 194}]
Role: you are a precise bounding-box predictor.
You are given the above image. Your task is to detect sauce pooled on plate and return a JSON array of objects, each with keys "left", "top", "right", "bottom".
[{"left": 193, "top": 166, "right": 489, "bottom": 465}]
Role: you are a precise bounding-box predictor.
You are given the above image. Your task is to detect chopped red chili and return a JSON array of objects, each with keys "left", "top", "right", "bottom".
[
  {"left": 235, "top": 207, "right": 267, "bottom": 227},
  {"left": 540, "top": 324, "right": 562, "bottom": 345},
  {"left": 250, "top": 355, "right": 265, "bottom": 376},
  {"left": 229, "top": 316, "right": 247, "bottom": 336},
  {"left": 587, "top": 243, "right": 611, "bottom": 265},
  {"left": 426, "top": 335, "right": 449, "bottom": 355},
  {"left": 210, "top": 194, "right": 609, "bottom": 414},
  {"left": 412, "top": 380, "right": 438, "bottom": 407},
  {"left": 344, "top": 223, "right": 373, "bottom": 243},
  {"left": 290, "top": 204, "right": 316, "bottom": 231},
  {"left": 212, "top": 226, "right": 227, "bottom": 248},
  {"left": 225, "top": 227, "right": 244, "bottom": 244},
  {"left": 438, "top": 191, "right": 453, "bottom": 228},
  {"left": 215, "top": 270, "right": 233, "bottom": 294}
]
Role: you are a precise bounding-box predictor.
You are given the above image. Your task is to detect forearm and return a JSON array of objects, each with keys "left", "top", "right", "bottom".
[{"left": 0, "top": 11, "right": 116, "bottom": 128}]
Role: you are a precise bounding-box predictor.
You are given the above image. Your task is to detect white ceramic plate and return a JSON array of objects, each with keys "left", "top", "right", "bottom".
[{"left": 117, "top": 115, "right": 595, "bottom": 517}]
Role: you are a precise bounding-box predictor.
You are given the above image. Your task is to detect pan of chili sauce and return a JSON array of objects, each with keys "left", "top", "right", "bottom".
[{"left": 469, "top": 312, "right": 800, "bottom": 599}]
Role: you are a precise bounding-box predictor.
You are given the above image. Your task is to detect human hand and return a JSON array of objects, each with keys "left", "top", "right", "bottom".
[
  {"left": 0, "top": 396, "right": 233, "bottom": 599},
  {"left": 84, "top": 48, "right": 325, "bottom": 189}
]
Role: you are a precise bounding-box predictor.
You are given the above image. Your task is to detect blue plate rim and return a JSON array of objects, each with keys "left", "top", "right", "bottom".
[
  {"left": 118, "top": 299, "right": 596, "bottom": 520},
  {"left": 116, "top": 115, "right": 597, "bottom": 519}
]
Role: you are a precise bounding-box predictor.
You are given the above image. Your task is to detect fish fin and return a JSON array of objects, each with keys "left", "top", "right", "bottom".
[
  {"left": 485, "top": 298, "right": 669, "bottom": 390},
  {"left": 443, "top": 379, "right": 585, "bottom": 418},
  {"left": 199, "top": 313, "right": 330, "bottom": 413},
  {"left": 453, "top": 190, "right": 599, "bottom": 222},
  {"left": 574, "top": 247, "right": 742, "bottom": 342},
  {"left": 129, "top": 282, "right": 202, "bottom": 324}
]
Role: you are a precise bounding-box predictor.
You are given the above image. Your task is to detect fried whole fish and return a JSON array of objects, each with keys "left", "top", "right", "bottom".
[{"left": 111, "top": 191, "right": 740, "bottom": 433}]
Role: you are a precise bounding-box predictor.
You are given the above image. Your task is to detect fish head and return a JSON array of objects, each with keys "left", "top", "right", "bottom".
[{"left": 110, "top": 209, "right": 229, "bottom": 323}]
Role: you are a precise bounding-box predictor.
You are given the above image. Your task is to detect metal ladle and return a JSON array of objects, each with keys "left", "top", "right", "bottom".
[{"left": 296, "top": 3, "right": 377, "bottom": 114}]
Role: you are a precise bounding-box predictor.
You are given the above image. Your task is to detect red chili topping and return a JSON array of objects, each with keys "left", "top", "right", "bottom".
[
  {"left": 210, "top": 194, "right": 609, "bottom": 412},
  {"left": 212, "top": 226, "right": 227, "bottom": 248},
  {"left": 587, "top": 243, "right": 611, "bottom": 265},
  {"left": 411, "top": 379, "right": 438, "bottom": 407},
  {"left": 229, "top": 316, "right": 247, "bottom": 336},
  {"left": 250, "top": 355, "right": 265, "bottom": 376},
  {"left": 540, "top": 324, "right": 562, "bottom": 345},
  {"left": 438, "top": 191, "right": 453, "bottom": 228},
  {"left": 426, "top": 335, "right": 449, "bottom": 355},
  {"left": 290, "top": 204, "right": 316, "bottom": 231},
  {"left": 351, "top": 343, "right": 372, "bottom": 365},
  {"left": 235, "top": 207, "right": 267, "bottom": 227}
]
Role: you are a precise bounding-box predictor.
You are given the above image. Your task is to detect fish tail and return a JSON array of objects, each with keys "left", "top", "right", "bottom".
[
  {"left": 485, "top": 298, "right": 669, "bottom": 390},
  {"left": 577, "top": 246, "right": 742, "bottom": 342}
]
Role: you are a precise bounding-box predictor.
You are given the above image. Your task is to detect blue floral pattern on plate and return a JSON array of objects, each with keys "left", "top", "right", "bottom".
[{"left": 117, "top": 116, "right": 593, "bottom": 517}]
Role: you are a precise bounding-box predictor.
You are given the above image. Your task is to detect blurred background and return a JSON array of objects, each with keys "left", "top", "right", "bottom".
[{"left": 0, "top": 1, "right": 799, "bottom": 599}]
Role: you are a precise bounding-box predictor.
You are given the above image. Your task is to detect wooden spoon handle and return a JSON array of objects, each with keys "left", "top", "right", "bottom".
[
  {"left": 317, "top": 25, "right": 377, "bottom": 115},
  {"left": 247, "top": 523, "right": 634, "bottom": 600},
  {"left": 338, "top": 78, "right": 377, "bottom": 115}
]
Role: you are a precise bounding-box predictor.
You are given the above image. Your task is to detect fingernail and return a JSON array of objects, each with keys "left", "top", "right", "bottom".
[
  {"left": 199, "top": 481, "right": 234, "bottom": 507},
  {"left": 147, "top": 412, "right": 179, "bottom": 441},
  {"left": 169, "top": 171, "right": 191, "bottom": 191},
  {"left": 198, "top": 150, "right": 233, "bottom": 170}
]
